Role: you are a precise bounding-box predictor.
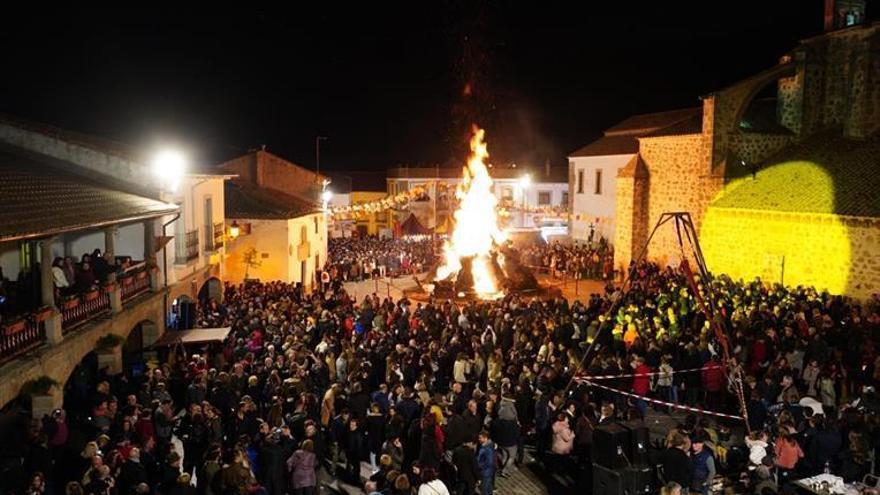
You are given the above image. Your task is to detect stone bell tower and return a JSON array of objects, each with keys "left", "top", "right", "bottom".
[{"left": 824, "top": 0, "right": 866, "bottom": 31}]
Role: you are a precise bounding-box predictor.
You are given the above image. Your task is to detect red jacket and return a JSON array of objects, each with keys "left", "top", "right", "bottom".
[
  {"left": 632, "top": 364, "right": 652, "bottom": 395},
  {"left": 702, "top": 362, "right": 725, "bottom": 392}
]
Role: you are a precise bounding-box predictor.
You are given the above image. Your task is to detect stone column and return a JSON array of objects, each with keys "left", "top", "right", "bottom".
[
  {"left": 39, "top": 237, "right": 63, "bottom": 344},
  {"left": 104, "top": 226, "right": 117, "bottom": 283},
  {"left": 144, "top": 220, "right": 162, "bottom": 291}
]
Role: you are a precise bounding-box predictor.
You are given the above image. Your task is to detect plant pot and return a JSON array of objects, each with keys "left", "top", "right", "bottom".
[
  {"left": 35, "top": 307, "right": 52, "bottom": 323},
  {"left": 97, "top": 346, "right": 123, "bottom": 375},
  {"left": 30, "top": 391, "right": 62, "bottom": 420},
  {"left": 84, "top": 290, "right": 99, "bottom": 302},
  {"left": 3, "top": 319, "right": 25, "bottom": 336},
  {"left": 62, "top": 298, "right": 80, "bottom": 310}
]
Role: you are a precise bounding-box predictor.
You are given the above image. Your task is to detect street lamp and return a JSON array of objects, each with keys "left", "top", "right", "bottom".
[
  {"left": 519, "top": 174, "right": 531, "bottom": 228},
  {"left": 321, "top": 189, "right": 333, "bottom": 209},
  {"left": 152, "top": 149, "right": 186, "bottom": 192},
  {"left": 229, "top": 220, "right": 240, "bottom": 240}
]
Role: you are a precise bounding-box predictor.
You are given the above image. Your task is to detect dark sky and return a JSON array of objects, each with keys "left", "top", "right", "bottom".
[{"left": 0, "top": 2, "right": 854, "bottom": 174}]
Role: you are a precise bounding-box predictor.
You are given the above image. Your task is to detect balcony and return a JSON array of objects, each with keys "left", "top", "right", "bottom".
[
  {"left": 60, "top": 287, "right": 111, "bottom": 335},
  {"left": 175, "top": 229, "right": 199, "bottom": 264},
  {"left": 119, "top": 262, "right": 151, "bottom": 302},
  {"left": 205, "top": 222, "right": 224, "bottom": 252},
  {"left": 0, "top": 310, "right": 48, "bottom": 366}
]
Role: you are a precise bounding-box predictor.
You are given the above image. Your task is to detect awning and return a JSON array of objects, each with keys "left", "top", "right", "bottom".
[
  {"left": 151, "top": 327, "right": 232, "bottom": 347},
  {"left": 400, "top": 213, "right": 431, "bottom": 236}
]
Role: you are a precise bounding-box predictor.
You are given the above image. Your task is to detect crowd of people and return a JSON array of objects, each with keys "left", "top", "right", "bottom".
[
  {"left": 2, "top": 250, "right": 879, "bottom": 495},
  {"left": 325, "top": 237, "right": 436, "bottom": 282},
  {"left": 0, "top": 249, "right": 139, "bottom": 324},
  {"left": 520, "top": 239, "right": 614, "bottom": 281}
]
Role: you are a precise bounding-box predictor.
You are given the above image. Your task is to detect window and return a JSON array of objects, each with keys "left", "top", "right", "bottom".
[
  {"left": 562, "top": 191, "right": 569, "bottom": 206},
  {"left": 538, "top": 191, "right": 551, "bottom": 205},
  {"left": 594, "top": 169, "right": 603, "bottom": 195},
  {"left": 314, "top": 216, "right": 319, "bottom": 234},
  {"left": 577, "top": 170, "right": 584, "bottom": 194},
  {"left": 300, "top": 225, "right": 308, "bottom": 244}
]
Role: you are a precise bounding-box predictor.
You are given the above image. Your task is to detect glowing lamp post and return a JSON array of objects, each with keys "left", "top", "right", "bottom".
[{"left": 228, "top": 220, "right": 240, "bottom": 240}]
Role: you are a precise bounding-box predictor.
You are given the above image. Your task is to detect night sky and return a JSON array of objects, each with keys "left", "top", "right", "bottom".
[{"left": 0, "top": 2, "right": 854, "bottom": 176}]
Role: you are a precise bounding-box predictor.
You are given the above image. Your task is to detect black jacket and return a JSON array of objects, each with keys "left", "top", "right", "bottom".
[
  {"left": 492, "top": 418, "right": 519, "bottom": 448},
  {"left": 659, "top": 447, "right": 692, "bottom": 488},
  {"left": 452, "top": 444, "right": 479, "bottom": 485}
]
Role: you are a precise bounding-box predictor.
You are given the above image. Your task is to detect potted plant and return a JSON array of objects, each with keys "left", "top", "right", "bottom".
[
  {"left": 96, "top": 333, "right": 125, "bottom": 374},
  {"left": 84, "top": 288, "right": 100, "bottom": 302},
  {"left": 61, "top": 296, "right": 80, "bottom": 310},
  {"left": 2, "top": 317, "right": 26, "bottom": 336},
  {"left": 96, "top": 333, "right": 125, "bottom": 350},
  {"left": 35, "top": 306, "right": 52, "bottom": 323},
  {"left": 21, "top": 376, "right": 61, "bottom": 419}
]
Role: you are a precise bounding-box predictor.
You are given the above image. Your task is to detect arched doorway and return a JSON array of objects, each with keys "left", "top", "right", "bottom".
[
  {"left": 198, "top": 277, "right": 222, "bottom": 305},
  {"left": 171, "top": 294, "right": 196, "bottom": 330}
]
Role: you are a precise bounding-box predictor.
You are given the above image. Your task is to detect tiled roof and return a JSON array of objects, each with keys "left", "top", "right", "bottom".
[
  {"left": 0, "top": 145, "right": 178, "bottom": 242},
  {"left": 604, "top": 107, "right": 702, "bottom": 136},
  {"left": 711, "top": 131, "right": 880, "bottom": 218},
  {"left": 225, "top": 181, "right": 320, "bottom": 220},
  {"left": 570, "top": 107, "right": 702, "bottom": 158},
  {"left": 0, "top": 114, "right": 228, "bottom": 177},
  {"left": 569, "top": 135, "right": 639, "bottom": 158}
]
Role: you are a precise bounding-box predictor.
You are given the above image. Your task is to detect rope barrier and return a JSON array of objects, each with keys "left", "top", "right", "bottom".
[
  {"left": 574, "top": 364, "right": 724, "bottom": 381},
  {"left": 575, "top": 378, "right": 746, "bottom": 421}
]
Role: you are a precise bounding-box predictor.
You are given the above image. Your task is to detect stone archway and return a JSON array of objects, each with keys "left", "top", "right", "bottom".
[{"left": 198, "top": 276, "right": 223, "bottom": 305}]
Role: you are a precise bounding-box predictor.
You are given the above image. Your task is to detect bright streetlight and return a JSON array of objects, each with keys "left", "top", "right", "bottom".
[
  {"left": 321, "top": 189, "right": 333, "bottom": 203},
  {"left": 152, "top": 149, "right": 186, "bottom": 192}
]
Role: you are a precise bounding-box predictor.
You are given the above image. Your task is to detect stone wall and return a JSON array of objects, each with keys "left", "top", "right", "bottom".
[
  {"left": 701, "top": 206, "right": 880, "bottom": 300},
  {"left": 728, "top": 132, "right": 795, "bottom": 173},
  {"left": 636, "top": 134, "right": 721, "bottom": 266},
  {"left": 0, "top": 290, "right": 166, "bottom": 409}
]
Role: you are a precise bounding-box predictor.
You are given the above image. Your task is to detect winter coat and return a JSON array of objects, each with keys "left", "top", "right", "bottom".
[
  {"left": 477, "top": 441, "right": 496, "bottom": 478},
  {"left": 551, "top": 419, "right": 574, "bottom": 455},
  {"left": 286, "top": 449, "right": 317, "bottom": 489}
]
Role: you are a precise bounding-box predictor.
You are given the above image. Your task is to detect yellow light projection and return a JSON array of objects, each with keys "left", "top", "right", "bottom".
[{"left": 701, "top": 161, "right": 851, "bottom": 295}]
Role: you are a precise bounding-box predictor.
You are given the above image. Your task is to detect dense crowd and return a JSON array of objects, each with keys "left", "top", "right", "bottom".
[
  {"left": 520, "top": 239, "right": 614, "bottom": 281},
  {"left": 3, "top": 253, "right": 879, "bottom": 495},
  {"left": 325, "top": 237, "right": 436, "bottom": 281}
]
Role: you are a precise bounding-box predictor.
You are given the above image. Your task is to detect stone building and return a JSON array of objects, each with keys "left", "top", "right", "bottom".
[
  {"left": 599, "top": 2, "right": 880, "bottom": 300},
  {"left": 219, "top": 150, "right": 328, "bottom": 287},
  {"left": 0, "top": 115, "right": 231, "bottom": 415}
]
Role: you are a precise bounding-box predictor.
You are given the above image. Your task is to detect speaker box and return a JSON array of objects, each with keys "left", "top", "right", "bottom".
[
  {"left": 594, "top": 423, "right": 630, "bottom": 469},
  {"left": 620, "top": 420, "right": 650, "bottom": 466},
  {"left": 592, "top": 463, "right": 623, "bottom": 495},
  {"left": 621, "top": 465, "right": 654, "bottom": 494}
]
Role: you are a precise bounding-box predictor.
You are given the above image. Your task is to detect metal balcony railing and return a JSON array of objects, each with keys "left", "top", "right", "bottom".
[
  {"left": 120, "top": 263, "right": 151, "bottom": 302},
  {"left": 205, "top": 222, "right": 224, "bottom": 251},
  {"left": 61, "top": 288, "right": 111, "bottom": 335},
  {"left": 0, "top": 311, "right": 47, "bottom": 366},
  {"left": 175, "top": 230, "right": 200, "bottom": 264}
]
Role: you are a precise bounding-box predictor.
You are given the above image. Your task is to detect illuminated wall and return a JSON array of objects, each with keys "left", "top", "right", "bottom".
[{"left": 702, "top": 161, "right": 880, "bottom": 300}]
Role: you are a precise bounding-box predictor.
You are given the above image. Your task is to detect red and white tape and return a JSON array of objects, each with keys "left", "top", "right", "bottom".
[
  {"left": 574, "top": 364, "right": 724, "bottom": 381},
  {"left": 576, "top": 378, "right": 745, "bottom": 421}
]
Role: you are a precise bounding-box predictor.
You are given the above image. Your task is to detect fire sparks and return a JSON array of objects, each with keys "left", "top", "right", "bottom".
[{"left": 435, "top": 126, "right": 507, "bottom": 299}]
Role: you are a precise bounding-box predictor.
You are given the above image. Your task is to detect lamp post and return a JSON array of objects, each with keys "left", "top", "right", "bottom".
[{"left": 315, "top": 136, "right": 328, "bottom": 176}]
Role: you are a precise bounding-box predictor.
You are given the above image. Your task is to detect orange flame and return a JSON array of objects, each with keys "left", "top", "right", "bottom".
[{"left": 435, "top": 126, "right": 506, "bottom": 299}]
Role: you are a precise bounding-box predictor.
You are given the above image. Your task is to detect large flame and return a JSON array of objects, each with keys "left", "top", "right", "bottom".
[{"left": 436, "top": 126, "right": 507, "bottom": 299}]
